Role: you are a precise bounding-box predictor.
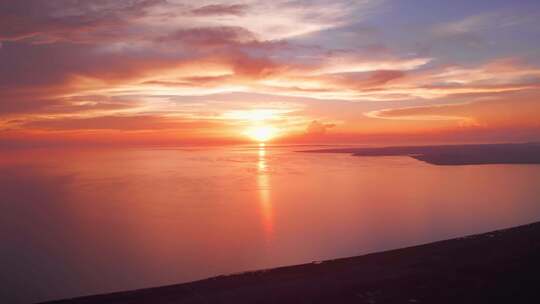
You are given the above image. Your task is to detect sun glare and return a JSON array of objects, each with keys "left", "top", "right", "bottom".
[{"left": 246, "top": 126, "right": 277, "bottom": 142}]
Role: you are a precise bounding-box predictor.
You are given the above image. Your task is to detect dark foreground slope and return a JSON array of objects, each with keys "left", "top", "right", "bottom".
[
  {"left": 301, "top": 142, "right": 540, "bottom": 165},
  {"left": 43, "top": 221, "right": 540, "bottom": 304}
]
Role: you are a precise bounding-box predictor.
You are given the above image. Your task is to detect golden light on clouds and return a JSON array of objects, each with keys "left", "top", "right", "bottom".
[
  {"left": 2, "top": 1, "right": 540, "bottom": 146},
  {"left": 223, "top": 109, "right": 284, "bottom": 122}
]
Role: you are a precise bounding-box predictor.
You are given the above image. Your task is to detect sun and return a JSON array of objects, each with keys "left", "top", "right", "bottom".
[{"left": 246, "top": 126, "right": 278, "bottom": 142}]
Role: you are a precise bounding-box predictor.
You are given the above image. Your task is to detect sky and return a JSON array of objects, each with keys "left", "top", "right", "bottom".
[{"left": 1, "top": 0, "right": 540, "bottom": 146}]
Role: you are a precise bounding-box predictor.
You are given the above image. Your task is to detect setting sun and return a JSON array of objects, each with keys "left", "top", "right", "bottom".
[{"left": 246, "top": 126, "right": 278, "bottom": 142}]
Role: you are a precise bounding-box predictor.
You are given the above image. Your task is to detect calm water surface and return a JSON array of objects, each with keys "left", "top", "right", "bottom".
[{"left": 2, "top": 145, "right": 540, "bottom": 303}]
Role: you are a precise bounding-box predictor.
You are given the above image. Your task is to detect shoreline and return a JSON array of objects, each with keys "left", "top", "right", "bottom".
[
  {"left": 300, "top": 142, "right": 540, "bottom": 165},
  {"left": 43, "top": 221, "right": 540, "bottom": 303}
]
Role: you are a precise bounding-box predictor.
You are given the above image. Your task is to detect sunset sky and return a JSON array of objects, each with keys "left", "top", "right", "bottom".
[{"left": 1, "top": 0, "right": 540, "bottom": 146}]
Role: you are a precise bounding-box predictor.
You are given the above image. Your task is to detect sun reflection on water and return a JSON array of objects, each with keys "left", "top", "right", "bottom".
[{"left": 257, "top": 143, "right": 273, "bottom": 238}]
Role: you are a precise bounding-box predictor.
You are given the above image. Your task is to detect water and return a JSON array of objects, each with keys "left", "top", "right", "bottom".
[{"left": 2, "top": 145, "right": 540, "bottom": 303}]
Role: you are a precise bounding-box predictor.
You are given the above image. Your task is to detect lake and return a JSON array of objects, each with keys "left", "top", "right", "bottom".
[{"left": 2, "top": 145, "right": 540, "bottom": 303}]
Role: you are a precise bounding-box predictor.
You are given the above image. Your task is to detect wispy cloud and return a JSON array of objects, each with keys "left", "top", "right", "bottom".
[{"left": 1, "top": 0, "right": 540, "bottom": 144}]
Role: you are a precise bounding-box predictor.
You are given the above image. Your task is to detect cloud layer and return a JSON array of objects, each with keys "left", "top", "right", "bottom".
[{"left": 1, "top": 0, "right": 540, "bottom": 145}]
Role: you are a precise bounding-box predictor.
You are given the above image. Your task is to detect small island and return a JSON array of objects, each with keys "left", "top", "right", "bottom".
[{"left": 301, "top": 142, "right": 540, "bottom": 165}]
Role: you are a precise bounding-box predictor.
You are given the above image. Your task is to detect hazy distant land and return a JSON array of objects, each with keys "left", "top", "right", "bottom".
[
  {"left": 43, "top": 221, "right": 540, "bottom": 303},
  {"left": 301, "top": 142, "right": 540, "bottom": 165}
]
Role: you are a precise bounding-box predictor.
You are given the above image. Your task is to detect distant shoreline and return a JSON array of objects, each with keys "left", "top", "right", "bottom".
[
  {"left": 43, "top": 221, "right": 540, "bottom": 303},
  {"left": 300, "top": 142, "right": 540, "bottom": 165}
]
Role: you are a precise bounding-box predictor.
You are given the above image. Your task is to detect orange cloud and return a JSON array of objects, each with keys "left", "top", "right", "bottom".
[
  {"left": 366, "top": 92, "right": 540, "bottom": 130},
  {"left": 2, "top": 1, "right": 540, "bottom": 146}
]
